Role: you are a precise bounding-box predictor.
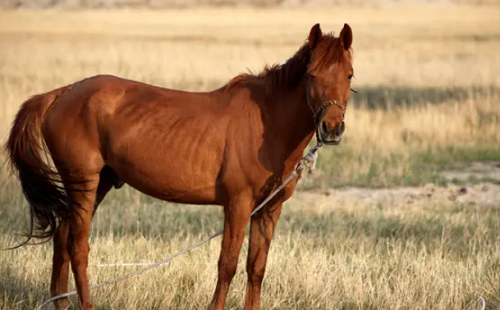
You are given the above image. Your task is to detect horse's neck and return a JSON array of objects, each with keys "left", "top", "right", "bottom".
[{"left": 264, "top": 81, "right": 316, "bottom": 164}]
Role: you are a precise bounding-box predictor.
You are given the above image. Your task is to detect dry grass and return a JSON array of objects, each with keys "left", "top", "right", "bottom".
[
  {"left": 1, "top": 187, "right": 499, "bottom": 310},
  {"left": 1, "top": 4, "right": 500, "bottom": 310}
]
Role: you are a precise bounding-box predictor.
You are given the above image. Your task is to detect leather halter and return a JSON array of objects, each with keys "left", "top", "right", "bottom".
[{"left": 304, "top": 75, "right": 346, "bottom": 146}]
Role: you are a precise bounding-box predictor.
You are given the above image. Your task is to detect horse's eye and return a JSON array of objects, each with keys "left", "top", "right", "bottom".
[{"left": 348, "top": 74, "right": 354, "bottom": 80}]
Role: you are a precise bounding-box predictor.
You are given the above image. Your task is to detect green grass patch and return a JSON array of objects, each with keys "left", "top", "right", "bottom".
[{"left": 310, "top": 145, "right": 500, "bottom": 188}]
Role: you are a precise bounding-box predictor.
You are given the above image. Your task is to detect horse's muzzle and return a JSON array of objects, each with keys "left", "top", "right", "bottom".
[{"left": 319, "top": 120, "right": 345, "bottom": 145}]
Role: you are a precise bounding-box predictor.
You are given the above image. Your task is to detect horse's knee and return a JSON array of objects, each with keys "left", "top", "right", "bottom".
[
  {"left": 70, "top": 253, "right": 88, "bottom": 267},
  {"left": 247, "top": 263, "right": 265, "bottom": 285},
  {"left": 219, "top": 257, "right": 239, "bottom": 282},
  {"left": 220, "top": 264, "right": 238, "bottom": 282}
]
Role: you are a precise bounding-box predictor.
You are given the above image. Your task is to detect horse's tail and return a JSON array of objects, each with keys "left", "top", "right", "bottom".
[{"left": 5, "top": 87, "right": 73, "bottom": 248}]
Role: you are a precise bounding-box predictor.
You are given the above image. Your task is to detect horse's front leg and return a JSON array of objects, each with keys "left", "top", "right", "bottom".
[
  {"left": 208, "top": 195, "right": 253, "bottom": 310},
  {"left": 244, "top": 202, "right": 283, "bottom": 310}
]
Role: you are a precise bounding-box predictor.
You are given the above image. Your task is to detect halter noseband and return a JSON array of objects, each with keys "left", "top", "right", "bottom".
[{"left": 304, "top": 76, "right": 346, "bottom": 146}]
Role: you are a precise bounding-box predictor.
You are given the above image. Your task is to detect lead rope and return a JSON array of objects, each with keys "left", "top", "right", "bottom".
[{"left": 35, "top": 144, "right": 321, "bottom": 310}]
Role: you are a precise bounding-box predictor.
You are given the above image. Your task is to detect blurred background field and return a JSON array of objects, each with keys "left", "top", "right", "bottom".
[{"left": 1, "top": 3, "right": 500, "bottom": 310}]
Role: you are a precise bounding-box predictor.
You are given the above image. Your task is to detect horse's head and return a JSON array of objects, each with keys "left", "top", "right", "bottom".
[{"left": 306, "top": 23, "right": 353, "bottom": 145}]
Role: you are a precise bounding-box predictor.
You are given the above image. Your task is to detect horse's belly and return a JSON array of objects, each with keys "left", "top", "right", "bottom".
[
  {"left": 127, "top": 176, "right": 219, "bottom": 205},
  {"left": 104, "top": 130, "right": 224, "bottom": 205},
  {"left": 109, "top": 157, "right": 221, "bottom": 205}
]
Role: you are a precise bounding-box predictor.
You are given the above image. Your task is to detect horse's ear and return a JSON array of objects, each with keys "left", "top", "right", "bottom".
[
  {"left": 308, "top": 23, "right": 322, "bottom": 49},
  {"left": 339, "top": 23, "right": 353, "bottom": 50}
]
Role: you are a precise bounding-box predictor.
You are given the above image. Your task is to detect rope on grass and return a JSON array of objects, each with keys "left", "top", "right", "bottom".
[
  {"left": 477, "top": 296, "right": 486, "bottom": 310},
  {"left": 90, "top": 262, "right": 152, "bottom": 267}
]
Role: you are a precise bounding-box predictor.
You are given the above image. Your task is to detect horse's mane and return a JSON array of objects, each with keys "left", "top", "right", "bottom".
[{"left": 225, "top": 33, "right": 348, "bottom": 91}]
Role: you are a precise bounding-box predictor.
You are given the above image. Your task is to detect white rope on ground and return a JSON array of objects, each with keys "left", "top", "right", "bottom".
[
  {"left": 90, "top": 262, "right": 152, "bottom": 267},
  {"left": 477, "top": 296, "right": 486, "bottom": 310},
  {"left": 35, "top": 145, "right": 320, "bottom": 310}
]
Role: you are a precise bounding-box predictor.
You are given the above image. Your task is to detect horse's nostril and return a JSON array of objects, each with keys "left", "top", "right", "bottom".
[
  {"left": 333, "top": 122, "right": 344, "bottom": 136},
  {"left": 322, "top": 121, "right": 328, "bottom": 134}
]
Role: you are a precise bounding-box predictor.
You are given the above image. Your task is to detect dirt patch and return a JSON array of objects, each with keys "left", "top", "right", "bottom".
[
  {"left": 316, "top": 183, "right": 500, "bottom": 207},
  {"left": 297, "top": 161, "right": 500, "bottom": 208}
]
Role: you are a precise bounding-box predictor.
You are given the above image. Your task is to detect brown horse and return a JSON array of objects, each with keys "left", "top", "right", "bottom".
[{"left": 6, "top": 23, "right": 353, "bottom": 310}]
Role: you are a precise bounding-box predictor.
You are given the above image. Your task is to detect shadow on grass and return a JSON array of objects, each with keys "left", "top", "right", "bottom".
[{"left": 351, "top": 85, "right": 500, "bottom": 109}]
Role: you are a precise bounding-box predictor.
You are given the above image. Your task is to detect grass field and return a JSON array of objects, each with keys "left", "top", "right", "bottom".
[{"left": 1, "top": 4, "right": 500, "bottom": 310}]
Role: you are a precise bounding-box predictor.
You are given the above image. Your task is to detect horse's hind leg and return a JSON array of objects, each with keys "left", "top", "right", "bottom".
[
  {"left": 50, "top": 166, "right": 117, "bottom": 309},
  {"left": 50, "top": 223, "right": 71, "bottom": 310},
  {"left": 66, "top": 177, "right": 100, "bottom": 310}
]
